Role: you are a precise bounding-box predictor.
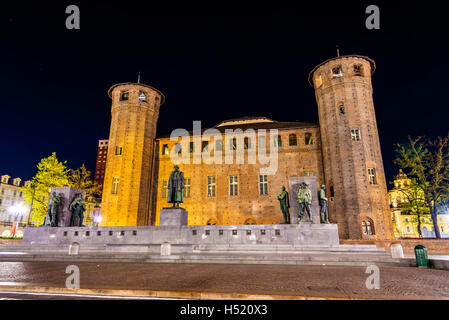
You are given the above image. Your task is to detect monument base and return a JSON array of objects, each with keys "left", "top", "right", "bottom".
[{"left": 159, "top": 207, "right": 188, "bottom": 226}]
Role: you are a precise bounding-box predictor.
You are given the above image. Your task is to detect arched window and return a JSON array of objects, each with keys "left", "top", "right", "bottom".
[
  {"left": 120, "top": 91, "right": 129, "bottom": 101},
  {"left": 353, "top": 64, "right": 363, "bottom": 76},
  {"left": 332, "top": 66, "right": 343, "bottom": 78},
  {"left": 206, "top": 218, "right": 217, "bottom": 225},
  {"left": 361, "top": 218, "right": 375, "bottom": 235},
  {"left": 339, "top": 104, "right": 345, "bottom": 114},
  {"left": 138, "top": 91, "right": 146, "bottom": 102},
  {"left": 244, "top": 218, "right": 256, "bottom": 225},
  {"left": 305, "top": 133, "right": 313, "bottom": 145},
  {"left": 289, "top": 134, "right": 297, "bottom": 146}
]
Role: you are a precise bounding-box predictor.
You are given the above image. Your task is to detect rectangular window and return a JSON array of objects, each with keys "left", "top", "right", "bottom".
[
  {"left": 274, "top": 135, "right": 282, "bottom": 147},
  {"left": 368, "top": 168, "right": 377, "bottom": 185},
  {"left": 351, "top": 129, "right": 361, "bottom": 141},
  {"left": 230, "top": 138, "right": 237, "bottom": 150},
  {"left": 259, "top": 175, "right": 268, "bottom": 195},
  {"left": 189, "top": 142, "right": 194, "bottom": 153},
  {"left": 304, "top": 171, "right": 313, "bottom": 177},
  {"left": 112, "top": 177, "right": 119, "bottom": 194},
  {"left": 202, "top": 141, "right": 209, "bottom": 152},
  {"left": 175, "top": 143, "right": 182, "bottom": 155},
  {"left": 229, "top": 175, "right": 238, "bottom": 196},
  {"left": 244, "top": 137, "right": 251, "bottom": 149},
  {"left": 207, "top": 176, "right": 216, "bottom": 197},
  {"left": 161, "top": 180, "right": 168, "bottom": 198},
  {"left": 115, "top": 146, "right": 122, "bottom": 155},
  {"left": 215, "top": 140, "right": 222, "bottom": 151},
  {"left": 162, "top": 144, "right": 169, "bottom": 155},
  {"left": 184, "top": 178, "right": 191, "bottom": 198}
]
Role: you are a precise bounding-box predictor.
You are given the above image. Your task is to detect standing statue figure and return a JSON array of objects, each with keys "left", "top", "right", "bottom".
[
  {"left": 167, "top": 165, "right": 184, "bottom": 207},
  {"left": 297, "top": 181, "right": 313, "bottom": 223},
  {"left": 277, "top": 186, "right": 290, "bottom": 224},
  {"left": 318, "top": 184, "right": 330, "bottom": 224},
  {"left": 69, "top": 193, "right": 86, "bottom": 227},
  {"left": 44, "top": 192, "right": 61, "bottom": 227}
]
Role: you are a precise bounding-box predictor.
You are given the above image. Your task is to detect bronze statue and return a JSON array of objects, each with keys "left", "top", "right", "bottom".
[
  {"left": 297, "top": 182, "right": 313, "bottom": 223},
  {"left": 318, "top": 184, "right": 330, "bottom": 224},
  {"left": 277, "top": 186, "right": 290, "bottom": 224},
  {"left": 44, "top": 192, "right": 61, "bottom": 227},
  {"left": 69, "top": 193, "right": 86, "bottom": 227},
  {"left": 167, "top": 165, "right": 184, "bottom": 207}
]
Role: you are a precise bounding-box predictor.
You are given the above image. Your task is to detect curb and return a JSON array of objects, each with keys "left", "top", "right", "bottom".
[{"left": 0, "top": 285, "right": 365, "bottom": 300}]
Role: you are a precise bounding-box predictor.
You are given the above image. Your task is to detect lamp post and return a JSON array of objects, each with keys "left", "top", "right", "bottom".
[{"left": 8, "top": 204, "right": 28, "bottom": 237}]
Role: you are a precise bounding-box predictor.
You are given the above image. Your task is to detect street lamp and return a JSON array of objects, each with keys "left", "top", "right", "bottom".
[{"left": 8, "top": 203, "right": 28, "bottom": 237}]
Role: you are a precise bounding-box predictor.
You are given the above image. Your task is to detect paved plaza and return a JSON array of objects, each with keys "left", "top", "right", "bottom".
[{"left": 0, "top": 262, "right": 448, "bottom": 299}]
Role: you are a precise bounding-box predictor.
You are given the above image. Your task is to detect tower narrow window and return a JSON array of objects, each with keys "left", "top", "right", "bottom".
[
  {"left": 138, "top": 91, "right": 146, "bottom": 102},
  {"left": 362, "top": 218, "right": 375, "bottom": 235},
  {"left": 368, "top": 168, "right": 377, "bottom": 185},
  {"left": 332, "top": 66, "right": 343, "bottom": 78},
  {"left": 229, "top": 175, "right": 238, "bottom": 196},
  {"left": 207, "top": 176, "right": 216, "bottom": 197},
  {"left": 351, "top": 129, "right": 361, "bottom": 141},
  {"left": 115, "top": 146, "right": 122, "bottom": 155},
  {"left": 112, "top": 177, "right": 119, "bottom": 194},
  {"left": 274, "top": 135, "right": 282, "bottom": 147},
  {"left": 162, "top": 144, "right": 169, "bottom": 155},
  {"left": 120, "top": 91, "right": 129, "bottom": 101},
  {"left": 184, "top": 178, "right": 191, "bottom": 198},
  {"left": 161, "top": 180, "right": 168, "bottom": 198},
  {"left": 339, "top": 105, "right": 345, "bottom": 114},
  {"left": 353, "top": 64, "right": 363, "bottom": 76},
  {"left": 329, "top": 185, "right": 335, "bottom": 197},
  {"left": 289, "top": 134, "right": 297, "bottom": 146},
  {"left": 259, "top": 174, "right": 268, "bottom": 195}
]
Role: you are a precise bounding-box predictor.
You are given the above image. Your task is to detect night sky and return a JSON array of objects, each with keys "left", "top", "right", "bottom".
[{"left": 1, "top": 1, "right": 448, "bottom": 184}]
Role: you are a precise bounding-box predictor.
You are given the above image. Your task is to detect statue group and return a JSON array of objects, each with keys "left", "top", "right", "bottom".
[
  {"left": 43, "top": 192, "right": 86, "bottom": 227},
  {"left": 277, "top": 183, "right": 329, "bottom": 224}
]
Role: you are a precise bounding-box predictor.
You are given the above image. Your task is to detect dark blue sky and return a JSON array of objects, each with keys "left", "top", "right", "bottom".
[{"left": 0, "top": 1, "right": 448, "bottom": 184}]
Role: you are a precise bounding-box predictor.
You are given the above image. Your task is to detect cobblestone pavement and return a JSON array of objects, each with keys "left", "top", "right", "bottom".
[{"left": 0, "top": 262, "right": 448, "bottom": 299}]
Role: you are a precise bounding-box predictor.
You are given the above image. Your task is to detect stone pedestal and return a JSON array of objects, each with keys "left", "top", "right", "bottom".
[
  {"left": 288, "top": 176, "right": 320, "bottom": 224},
  {"left": 48, "top": 187, "right": 85, "bottom": 227},
  {"left": 160, "top": 207, "right": 188, "bottom": 227}
]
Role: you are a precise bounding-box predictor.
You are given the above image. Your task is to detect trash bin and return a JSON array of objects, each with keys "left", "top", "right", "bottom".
[{"left": 414, "top": 245, "right": 429, "bottom": 268}]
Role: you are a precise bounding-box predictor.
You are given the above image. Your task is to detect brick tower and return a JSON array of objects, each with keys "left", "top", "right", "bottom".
[
  {"left": 308, "top": 55, "right": 393, "bottom": 240},
  {"left": 100, "top": 82, "right": 164, "bottom": 226}
]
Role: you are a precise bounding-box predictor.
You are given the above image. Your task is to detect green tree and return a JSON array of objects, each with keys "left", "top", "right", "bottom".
[
  {"left": 21, "top": 153, "right": 70, "bottom": 226},
  {"left": 397, "top": 179, "right": 429, "bottom": 237},
  {"left": 394, "top": 134, "right": 449, "bottom": 238},
  {"left": 68, "top": 164, "right": 102, "bottom": 205}
]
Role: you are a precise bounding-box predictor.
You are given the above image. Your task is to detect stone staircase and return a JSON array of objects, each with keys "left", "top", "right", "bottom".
[{"left": 0, "top": 242, "right": 416, "bottom": 267}]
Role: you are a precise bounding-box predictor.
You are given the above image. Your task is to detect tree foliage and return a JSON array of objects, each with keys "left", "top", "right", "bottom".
[
  {"left": 21, "top": 153, "right": 70, "bottom": 226},
  {"left": 394, "top": 134, "right": 449, "bottom": 238},
  {"left": 68, "top": 164, "right": 102, "bottom": 205},
  {"left": 397, "top": 179, "right": 429, "bottom": 237}
]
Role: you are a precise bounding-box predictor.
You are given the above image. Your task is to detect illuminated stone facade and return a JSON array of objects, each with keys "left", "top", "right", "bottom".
[
  {"left": 389, "top": 169, "right": 449, "bottom": 238},
  {"left": 308, "top": 55, "right": 394, "bottom": 240},
  {"left": 153, "top": 120, "right": 324, "bottom": 226},
  {"left": 100, "top": 55, "right": 395, "bottom": 240},
  {"left": 100, "top": 83, "right": 164, "bottom": 227}
]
